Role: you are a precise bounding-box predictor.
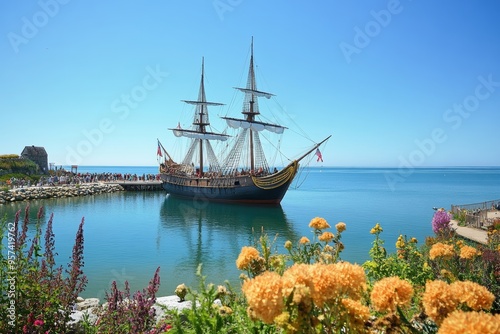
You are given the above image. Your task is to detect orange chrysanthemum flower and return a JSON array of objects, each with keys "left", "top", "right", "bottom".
[
  {"left": 236, "top": 246, "right": 261, "bottom": 270},
  {"left": 309, "top": 263, "right": 341, "bottom": 307},
  {"left": 451, "top": 281, "right": 495, "bottom": 311},
  {"left": 309, "top": 217, "right": 330, "bottom": 230},
  {"left": 422, "top": 280, "right": 459, "bottom": 325},
  {"left": 333, "top": 262, "right": 367, "bottom": 300},
  {"left": 281, "top": 264, "right": 314, "bottom": 298},
  {"left": 336, "top": 222, "right": 346, "bottom": 233},
  {"left": 370, "top": 276, "right": 413, "bottom": 312},
  {"left": 429, "top": 242, "right": 455, "bottom": 260},
  {"left": 241, "top": 271, "right": 284, "bottom": 324},
  {"left": 318, "top": 231, "right": 335, "bottom": 242},
  {"left": 438, "top": 310, "right": 500, "bottom": 334},
  {"left": 308, "top": 262, "right": 367, "bottom": 308},
  {"left": 299, "top": 236, "right": 310, "bottom": 244},
  {"left": 459, "top": 245, "right": 480, "bottom": 259}
]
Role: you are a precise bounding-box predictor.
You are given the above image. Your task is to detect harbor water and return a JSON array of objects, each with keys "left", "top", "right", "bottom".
[{"left": 1, "top": 166, "right": 499, "bottom": 299}]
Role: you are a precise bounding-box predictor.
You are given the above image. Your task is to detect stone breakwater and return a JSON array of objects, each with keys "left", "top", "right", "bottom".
[{"left": 0, "top": 183, "right": 124, "bottom": 204}]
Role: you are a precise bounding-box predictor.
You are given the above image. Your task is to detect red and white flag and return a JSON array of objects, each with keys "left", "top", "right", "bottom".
[
  {"left": 157, "top": 141, "right": 163, "bottom": 157},
  {"left": 315, "top": 148, "right": 323, "bottom": 162}
]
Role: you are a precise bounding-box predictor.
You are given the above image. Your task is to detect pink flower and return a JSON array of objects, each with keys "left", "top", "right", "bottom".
[{"left": 34, "top": 319, "right": 44, "bottom": 327}]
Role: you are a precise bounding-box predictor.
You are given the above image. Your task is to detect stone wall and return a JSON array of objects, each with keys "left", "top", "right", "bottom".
[{"left": 0, "top": 183, "right": 124, "bottom": 204}]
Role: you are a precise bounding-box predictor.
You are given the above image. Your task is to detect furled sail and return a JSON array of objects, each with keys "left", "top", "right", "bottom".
[
  {"left": 233, "top": 88, "right": 274, "bottom": 99},
  {"left": 172, "top": 128, "right": 229, "bottom": 141},
  {"left": 221, "top": 117, "right": 286, "bottom": 134},
  {"left": 181, "top": 100, "right": 225, "bottom": 106}
]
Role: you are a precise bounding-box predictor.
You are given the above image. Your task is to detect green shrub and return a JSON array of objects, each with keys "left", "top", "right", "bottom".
[{"left": 0, "top": 206, "right": 87, "bottom": 333}]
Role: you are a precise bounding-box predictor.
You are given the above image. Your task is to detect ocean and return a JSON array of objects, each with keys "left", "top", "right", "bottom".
[{"left": 1, "top": 166, "right": 500, "bottom": 300}]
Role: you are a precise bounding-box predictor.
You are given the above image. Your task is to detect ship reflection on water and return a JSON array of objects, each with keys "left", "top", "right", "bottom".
[{"left": 157, "top": 195, "right": 300, "bottom": 289}]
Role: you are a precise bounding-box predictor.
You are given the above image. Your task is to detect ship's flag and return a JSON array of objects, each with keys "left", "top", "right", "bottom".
[
  {"left": 315, "top": 148, "right": 323, "bottom": 162},
  {"left": 157, "top": 140, "right": 163, "bottom": 157}
]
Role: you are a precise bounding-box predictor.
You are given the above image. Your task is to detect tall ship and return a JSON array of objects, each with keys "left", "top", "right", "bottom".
[{"left": 158, "top": 39, "right": 330, "bottom": 204}]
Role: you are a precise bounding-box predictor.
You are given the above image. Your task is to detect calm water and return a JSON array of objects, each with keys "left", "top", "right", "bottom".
[{"left": 1, "top": 166, "right": 499, "bottom": 299}]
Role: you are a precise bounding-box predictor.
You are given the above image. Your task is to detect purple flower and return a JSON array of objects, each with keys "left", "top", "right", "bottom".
[{"left": 432, "top": 209, "right": 452, "bottom": 234}]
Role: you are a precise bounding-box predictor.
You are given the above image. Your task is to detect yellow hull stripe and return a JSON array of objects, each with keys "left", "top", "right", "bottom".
[{"left": 252, "top": 161, "right": 298, "bottom": 190}]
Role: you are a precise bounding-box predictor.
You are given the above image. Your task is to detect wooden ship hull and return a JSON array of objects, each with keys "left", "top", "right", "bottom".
[{"left": 161, "top": 161, "right": 298, "bottom": 204}]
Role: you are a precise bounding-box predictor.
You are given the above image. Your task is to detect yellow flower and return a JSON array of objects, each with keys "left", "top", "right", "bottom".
[
  {"left": 323, "top": 244, "right": 333, "bottom": 252},
  {"left": 318, "top": 231, "right": 335, "bottom": 242},
  {"left": 320, "top": 253, "right": 334, "bottom": 263},
  {"left": 336, "top": 222, "right": 346, "bottom": 233},
  {"left": 459, "top": 245, "right": 480, "bottom": 259},
  {"left": 422, "top": 280, "right": 459, "bottom": 325},
  {"left": 440, "top": 269, "right": 455, "bottom": 281},
  {"left": 218, "top": 305, "right": 233, "bottom": 316},
  {"left": 395, "top": 235, "right": 405, "bottom": 249},
  {"left": 273, "top": 311, "right": 290, "bottom": 328},
  {"left": 429, "top": 242, "right": 455, "bottom": 260},
  {"left": 438, "top": 310, "right": 500, "bottom": 334},
  {"left": 451, "top": 281, "right": 495, "bottom": 311},
  {"left": 370, "top": 276, "right": 414, "bottom": 313},
  {"left": 309, "top": 217, "right": 330, "bottom": 230},
  {"left": 241, "top": 271, "right": 283, "bottom": 324},
  {"left": 236, "top": 246, "right": 261, "bottom": 270},
  {"left": 269, "top": 255, "right": 285, "bottom": 269},
  {"left": 299, "top": 236, "right": 310, "bottom": 244},
  {"left": 370, "top": 223, "right": 383, "bottom": 234},
  {"left": 284, "top": 240, "right": 292, "bottom": 250},
  {"left": 340, "top": 298, "right": 371, "bottom": 330},
  {"left": 282, "top": 266, "right": 315, "bottom": 318},
  {"left": 291, "top": 285, "right": 313, "bottom": 312},
  {"left": 410, "top": 237, "right": 418, "bottom": 243},
  {"left": 217, "top": 285, "right": 228, "bottom": 296},
  {"left": 175, "top": 283, "right": 188, "bottom": 301}
]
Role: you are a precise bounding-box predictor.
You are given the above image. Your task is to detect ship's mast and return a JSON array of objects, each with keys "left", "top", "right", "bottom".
[
  {"left": 198, "top": 58, "right": 205, "bottom": 176},
  {"left": 171, "top": 59, "right": 227, "bottom": 175},
  {"left": 245, "top": 38, "right": 257, "bottom": 171}
]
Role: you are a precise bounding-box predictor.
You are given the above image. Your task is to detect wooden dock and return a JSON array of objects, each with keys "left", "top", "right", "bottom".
[{"left": 107, "top": 181, "right": 163, "bottom": 191}]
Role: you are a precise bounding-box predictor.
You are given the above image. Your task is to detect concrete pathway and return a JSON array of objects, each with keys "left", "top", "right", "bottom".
[
  {"left": 448, "top": 210, "right": 499, "bottom": 245},
  {"left": 450, "top": 219, "right": 488, "bottom": 244}
]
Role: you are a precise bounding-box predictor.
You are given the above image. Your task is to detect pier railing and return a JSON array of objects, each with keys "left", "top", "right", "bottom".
[{"left": 451, "top": 199, "right": 500, "bottom": 229}]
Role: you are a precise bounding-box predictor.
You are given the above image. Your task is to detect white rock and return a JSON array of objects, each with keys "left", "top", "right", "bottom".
[
  {"left": 68, "top": 307, "right": 99, "bottom": 332},
  {"left": 76, "top": 298, "right": 100, "bottom": 311},
  {"left": 154, "top": 295, "right": 192, "bottom": 324}
]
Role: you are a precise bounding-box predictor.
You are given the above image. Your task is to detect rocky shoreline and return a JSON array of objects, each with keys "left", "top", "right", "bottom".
[
  {"left": 69, "top": 295, "right": 191, "bottom": 333},
  {"left": 0, "top": 183, "right": 125, "bottom": 205}
]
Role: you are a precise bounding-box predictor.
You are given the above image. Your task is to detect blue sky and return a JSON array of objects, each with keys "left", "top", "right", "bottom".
[{"left": 1, "top": 0, "right": 499, "bottom": 167}]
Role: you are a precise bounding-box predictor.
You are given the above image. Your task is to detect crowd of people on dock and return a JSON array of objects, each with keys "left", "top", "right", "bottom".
[{"left": 4, "top": 172, "right": 161, "bottom": 189}]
